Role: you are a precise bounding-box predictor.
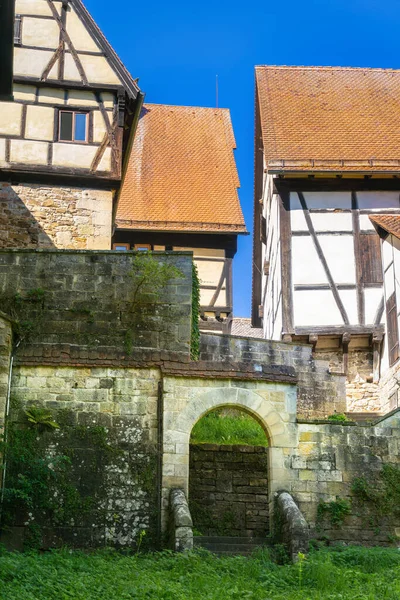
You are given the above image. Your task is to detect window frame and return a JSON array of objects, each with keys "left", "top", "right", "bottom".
[
  {"left": 112, "top": 243, "right": 130, "bottom": 251},
  {"left": 58, "top": 110, "right": 89, "bottom": 144}
]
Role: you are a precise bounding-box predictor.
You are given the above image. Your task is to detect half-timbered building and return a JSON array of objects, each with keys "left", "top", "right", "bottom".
[
  {"left": 252, "top": 66, "right": 400, "bottom": 412},
  {"left": 113, "top": 103, "right": 247, "bottom": 332},
  {"left": 0, "top": 0, "right": 143, "bottom": 249}
]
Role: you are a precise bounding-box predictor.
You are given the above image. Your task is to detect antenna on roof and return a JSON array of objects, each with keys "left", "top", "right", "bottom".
[{"left": 216, "top": 74, "right": 219, "bottom": 108}]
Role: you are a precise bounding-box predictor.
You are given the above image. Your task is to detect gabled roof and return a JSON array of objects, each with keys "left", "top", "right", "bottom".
[
  {"left": 116, "top": 103, "right": 247, "bottom": 234},
  {"left": 256, "top": 65, "right": 400, "bottom": 173},
  {"left": 370, "top": 214, "right": 400, "bottom": 240},
  {"left": 70, "top": 0, "right": 140, "bottom": 98}
]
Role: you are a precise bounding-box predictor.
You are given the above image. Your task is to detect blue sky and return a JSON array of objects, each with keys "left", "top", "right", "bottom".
[{"left": 85, "top": 0, "right": 397, "bottom": 317}]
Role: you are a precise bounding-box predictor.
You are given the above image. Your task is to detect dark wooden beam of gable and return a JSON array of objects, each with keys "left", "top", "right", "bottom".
[
  {"left": 46, "top": 0, "right": 88, "bottom": 85},
  {"left": 373, "top": 295, "right": 385, "bottom": 326},
  {"left": 0, "top": 0, "right": 15, "bottom": 100},
  {"left": 208, "top": 261, "right": 228, "bottom": 308},
  {"left": 58, "top": 1, "right": 67, "bottom": 80},
  {"left": 90, "top": 113, "right": 118, "bottom": 173},
  {"left": 41, "top": 41, "right": 64, "bottom": 81},
  {"left": 297, "top": 191, "right": 350, "bottom": 325},
  {"left": 351, "top": 191, "right": 365, "bottom": 325}
]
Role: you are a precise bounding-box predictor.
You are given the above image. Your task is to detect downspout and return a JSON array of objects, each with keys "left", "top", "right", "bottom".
[{"left": 156, "top": 378, "right": 164, "bottom": 549}]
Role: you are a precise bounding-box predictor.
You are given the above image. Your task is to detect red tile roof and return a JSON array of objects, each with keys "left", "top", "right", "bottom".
[
  {"left": 116, "top": 104, "right": 246, "bottom": 234},
  {"left": 256, "top": 66, "right": 400, "bottom": 173},
  {"left": 370, "top": 214, "right": 400, "bottom": 239}
]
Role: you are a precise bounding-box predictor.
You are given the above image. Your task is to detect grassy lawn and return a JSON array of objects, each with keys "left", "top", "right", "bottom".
[
  {"left": 1, "top": 546, "right": 400, "bottom": 599},
  {"left": 190, "top": 409, "right": 268, "bottom": 446}
]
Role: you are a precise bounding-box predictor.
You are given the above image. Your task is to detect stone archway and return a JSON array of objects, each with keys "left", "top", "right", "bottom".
[{"left": 161, "top": 376, "right": 298, "bottom": 532}]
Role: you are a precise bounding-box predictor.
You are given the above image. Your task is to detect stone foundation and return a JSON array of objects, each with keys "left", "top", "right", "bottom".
[{"left": 0, "top": 182, "right": 112, "bottom": 249}]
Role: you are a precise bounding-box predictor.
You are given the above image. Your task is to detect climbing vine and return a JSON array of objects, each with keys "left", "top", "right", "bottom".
[
  {"left": 352, "top": 464, "right": 400, "bottom": 521},
  {"left": 317, "top": 497, "right": 351, "bottom": 527},
  {"left": 191, "top": 263, "right": 201, "bottom": 361}
]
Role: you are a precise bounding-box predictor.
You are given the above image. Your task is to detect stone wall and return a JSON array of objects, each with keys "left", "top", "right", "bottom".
[
  {"left": 378, "top": 360, "right": 400, "bottom": 414},
  {"left": 314, "top": 348, "right": 380, "bottom": 413},
  {"left": 0, "top": 249, "right": 192, "bottom": 356},
  {"left": 189, "top": 443, "right": 269, "bottom": 537},
  {"left": 289, "top": 413, "right": 400, "bottom": 545},
  {"left": 200, "top": 333, "right": 346, "bottom": 419},
  {"left": 0, "top": 182, "right": 112, "bottom": 249},
  {"left": 4, "top": 364, "right": 160, "bottom": 550}
]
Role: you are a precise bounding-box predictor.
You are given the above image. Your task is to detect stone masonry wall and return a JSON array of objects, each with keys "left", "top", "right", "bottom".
[
  {"left": 289, "top": 413, "right": 400, "bottom": 545},
  {"left": 189, "top": 443, "right": 269, "bottom": 537},
  {"left": 0, "top": 182, "right": 113, "bottom": 249},
  {"left": 0, "top": 249, "right": 192, "bottom": 355},
  {"left": 5, "top": 364, "right": 160, "bottom": 550},
  {"left": 200, "top": 334, "right": 346, "bottom": 419},
  {"left": 314, "top": 348, "right": 380, "bottom": 413},
  {"left": 378, "top": 360, "right": 400, "bottom": 414}
]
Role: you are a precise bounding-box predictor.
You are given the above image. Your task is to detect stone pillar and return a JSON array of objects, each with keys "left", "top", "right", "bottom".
[{"left": 0, "top": 313, "right": 12, "bottom": 435}]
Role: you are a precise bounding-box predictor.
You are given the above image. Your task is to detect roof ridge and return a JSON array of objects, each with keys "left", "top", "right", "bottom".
[
  {"left": 255, "top": 65, "right": 400, "bottom": 73},
  {"left": 144, "top": 102, "right": 230, "bottom": 111}
]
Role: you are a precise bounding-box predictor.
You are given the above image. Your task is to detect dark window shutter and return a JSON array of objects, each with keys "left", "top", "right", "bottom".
[
  {"left": 386, "top": 292, "right": 399, "bottom": 367},
  {"left": 260, "top": 215, "right": 266, "bottom": 244},
  {"left": 360, "top": 233, "right": 383, "bottom": 284}
]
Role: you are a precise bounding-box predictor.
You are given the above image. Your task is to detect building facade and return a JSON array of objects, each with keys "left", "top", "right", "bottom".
[
  {"left": 252, "top": 66, "right": 400, "bottom": 411},
  {"left": 0, "top": 0, "right": 144, "bottom": 251},
  {"left": 113, "top": 103, "right": 247, "bottom": 332}
]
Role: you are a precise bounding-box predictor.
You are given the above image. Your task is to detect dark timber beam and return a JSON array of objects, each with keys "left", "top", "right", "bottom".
[{"left": 0, "top": 0, "right": 15, "bottom": 101}]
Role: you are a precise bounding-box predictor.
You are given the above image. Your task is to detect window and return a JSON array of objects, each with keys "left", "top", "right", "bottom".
[
  {"left": 134, "top": 244, "right": 151, "bottom": 251},
  {"left": 14, "top": 15, "right": 22, "bottom": 45},
  {"left": 112, "top": 243, "right": 130, "bottom": 251},
  {"left": 59, "top": 111, "right": 88, "bottom": 143}
]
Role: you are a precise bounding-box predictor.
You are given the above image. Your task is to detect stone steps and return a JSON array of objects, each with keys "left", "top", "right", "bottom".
[{"left": 193, "top": 535, "right": 269, "bottom": 556}]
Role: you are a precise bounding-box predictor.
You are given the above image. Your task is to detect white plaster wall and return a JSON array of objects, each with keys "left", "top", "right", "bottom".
[
  {"left": 0, "top": 103, "right": 22, "bottom": 136},
  {"left": 357, "top": 192, "right": 400, "bottom": 210},
  {"left": 22, "top": 16, "right": 60, "bottom": 48},
  {"left": 262, "top": 174, "right": 283, "bottom": 340},
  {"left": 25, "top": 105, "right": 54, "bottom": 141}
]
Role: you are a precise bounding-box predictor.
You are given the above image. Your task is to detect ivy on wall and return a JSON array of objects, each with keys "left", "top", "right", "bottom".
[{"left": 191, "top": 263, "right": 200, "bottom": 361}]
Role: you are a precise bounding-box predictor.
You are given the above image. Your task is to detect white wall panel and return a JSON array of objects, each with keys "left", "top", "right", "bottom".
[
  {"left": 385, "top": 264, "right": 395, "bottom": 298},
  {"left": 357, "top": 191, "right": 400, "bottom": 210},
  {"left": 302, "top": 191, "right": 352, "bottom": 210},
  {"left": 311, "top": 212, "right": 353, "bottom": 231},
  {"left": 294, "top": 290, "right": 343, "bottom": 326},
  {"left": 359, "top": 214, "right": 376, "bottom": 231},
  {"left": 292, "top": 236, "right": 328, "bottom": 285},
  {"left": 338, "top": 290, "right": 358, "bottom": 324},
  {"left": 318, "top": 235, "right": 356, "bottom": 284},
  {"left": 383, "top": 237, "right": 394, "bottom": 270},
  {"left": 364, "top": 288, "right": 384, "bottom": 324}
]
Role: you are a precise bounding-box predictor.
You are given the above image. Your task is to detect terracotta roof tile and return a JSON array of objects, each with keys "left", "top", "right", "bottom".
[
  {"left": 256, "top": 65, "right": 400, "bottom": 173},
  {"left": 370, "top": 214, "right": 400, "bottom": 239},
  {"left": 230, "top": 318, "right": 264, "bottom": 338},
  {"left": 116, "top": 104, "right": 246, "bottom": 233}
]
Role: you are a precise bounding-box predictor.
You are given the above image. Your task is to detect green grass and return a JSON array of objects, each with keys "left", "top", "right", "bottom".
[
  {"left": 1, "top": 546, "right": 400, "bottom": 599},
  {"left": 190, "top": 409, "right": 268, "bottom": 446}
]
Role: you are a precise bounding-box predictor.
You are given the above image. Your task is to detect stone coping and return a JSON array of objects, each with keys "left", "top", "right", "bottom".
[
  {"left": 14, "top": 343, "right": 298, "bottom": 383},
  {"left": 0, "top": 249, "right": 192, "bottom": 256}
]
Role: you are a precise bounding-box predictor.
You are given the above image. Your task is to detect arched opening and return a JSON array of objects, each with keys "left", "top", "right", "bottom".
[{"left": 189, "top": 406, "right": 270, "bottom": 542}]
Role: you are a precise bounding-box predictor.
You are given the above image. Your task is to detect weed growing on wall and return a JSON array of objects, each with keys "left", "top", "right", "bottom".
[
  {"left": 0, "top": 288, "right": 46, "bottom": 347},
  {"left": 352, "top": 464, "right": 400, "bottom": 531},
  {"left": 317, "top": 498, "right": 351, "bottom": 528}
]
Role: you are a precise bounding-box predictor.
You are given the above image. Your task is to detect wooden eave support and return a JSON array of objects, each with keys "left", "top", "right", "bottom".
[
  {"left": 342, "top": 332, "right": 351, "bottom": 375},
  {"left": 308, "top": 334, "right": 318, "bottom": 351},
  {"left": 372, "top": 331, "right": 384, "bottom": 384}
]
